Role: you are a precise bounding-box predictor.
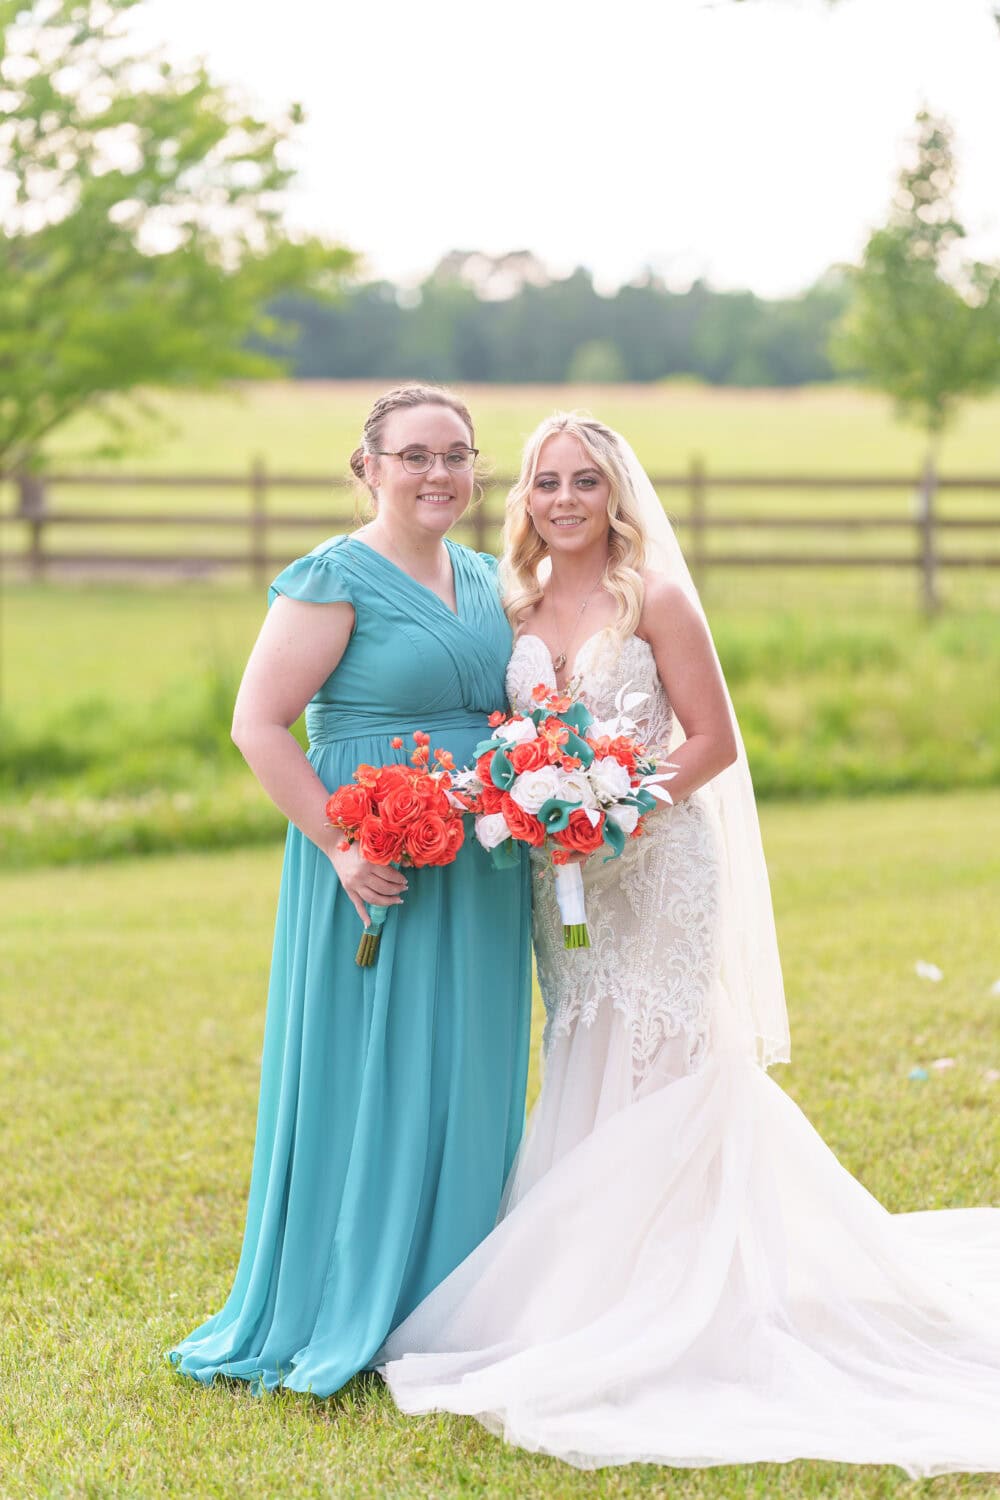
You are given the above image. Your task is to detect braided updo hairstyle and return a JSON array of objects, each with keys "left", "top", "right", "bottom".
[{"left": 349, "top": 385, "right": 477, "bottom": 505}]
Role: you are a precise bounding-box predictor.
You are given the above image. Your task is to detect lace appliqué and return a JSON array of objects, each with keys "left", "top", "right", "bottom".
[{"left": 507, "top": 631, "right": 720, "bottom": 1084}]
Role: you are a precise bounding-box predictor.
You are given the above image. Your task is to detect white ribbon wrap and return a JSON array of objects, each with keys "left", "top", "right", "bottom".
[{"left": 553, "top": 862, "right": 587, "bottom": 927}]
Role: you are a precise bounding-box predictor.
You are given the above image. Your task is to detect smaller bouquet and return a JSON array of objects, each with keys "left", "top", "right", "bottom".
[
  {"left": 453, "top": 685, "right": 677, "bottom": 948},
  {"left": 325, "top": 731, "right": 467, "bottom": 966}
]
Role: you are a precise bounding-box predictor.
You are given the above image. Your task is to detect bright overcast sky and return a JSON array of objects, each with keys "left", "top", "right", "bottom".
[{"left": 134, "top": 0, "right": 1000, "bottom": 297}]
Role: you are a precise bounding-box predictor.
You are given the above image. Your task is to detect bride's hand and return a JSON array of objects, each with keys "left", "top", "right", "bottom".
[
  {"left": 560, "top": 850, "right": 591, "bottom": 866},
  {"left": 328, "top": 840, "right": 408, "bottom": 926}
]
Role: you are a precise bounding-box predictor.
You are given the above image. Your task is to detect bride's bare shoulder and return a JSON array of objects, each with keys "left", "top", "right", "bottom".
[
  {"left": 637, "top": 570, "right": 707, "bottom": 653},
  {"left": 639, "top": 569, "right": 693, "bottom": 618}
]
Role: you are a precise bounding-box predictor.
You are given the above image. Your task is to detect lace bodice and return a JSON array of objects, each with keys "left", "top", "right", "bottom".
[
  {"left": 506, "top": 629, "right": 720, "bottom": 1087},
  {"left": 508, "top": 631, "right": 676, "bottom": 753}
]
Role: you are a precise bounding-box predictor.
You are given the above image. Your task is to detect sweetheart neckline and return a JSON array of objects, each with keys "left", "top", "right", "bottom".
[{"left": 513, "top": 630, "right": 653, "bottom": 685}]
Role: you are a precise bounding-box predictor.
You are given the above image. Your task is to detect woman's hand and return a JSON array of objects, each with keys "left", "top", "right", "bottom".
[{"left": 329, "top": 841, "right": 408, "bottom": 927}]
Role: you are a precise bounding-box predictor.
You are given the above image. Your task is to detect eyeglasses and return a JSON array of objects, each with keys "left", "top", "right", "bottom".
[{"left": 372, "top": 446, "right": 479, "bottom": 475}]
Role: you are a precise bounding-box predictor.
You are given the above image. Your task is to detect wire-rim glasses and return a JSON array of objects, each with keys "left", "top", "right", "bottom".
[{"left": 371, "top": 446, "right": 479, "bottom": 475}]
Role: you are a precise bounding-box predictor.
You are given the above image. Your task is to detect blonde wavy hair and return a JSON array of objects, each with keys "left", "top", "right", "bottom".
[{"left": 501, "top": 413, "right": 647, "bottom": 644}]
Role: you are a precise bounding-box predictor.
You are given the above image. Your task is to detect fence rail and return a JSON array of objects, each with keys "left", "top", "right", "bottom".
[{"left": 3, "top": 461, "right": 1000, "bottom": 612}]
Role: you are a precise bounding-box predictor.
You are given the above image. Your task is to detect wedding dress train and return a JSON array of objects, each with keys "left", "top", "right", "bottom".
[{"left": 379, "top": 630, "right": 1000, "bottom": 1477}]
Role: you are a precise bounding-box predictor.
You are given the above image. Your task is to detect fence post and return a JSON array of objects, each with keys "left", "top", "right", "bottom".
[
  {"left": 250, "top": 457, "right": 268, "bottom": 589},
  {"left": 689, "top": 456, "right": 707, "bottom": 591},
  {"left": 18, "top": 472, "right": 48, "bottom": 581},
  {"left": 916, "top": 455, "right": 939, "bottom": 616}
]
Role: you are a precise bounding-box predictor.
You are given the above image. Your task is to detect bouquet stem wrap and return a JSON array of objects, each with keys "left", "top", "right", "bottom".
[
  {"left": 356, "top": 902, "right": 389, "bottom": 966},
  {"left": 554, "top": 863, "right": 589, "bottom": 949}
]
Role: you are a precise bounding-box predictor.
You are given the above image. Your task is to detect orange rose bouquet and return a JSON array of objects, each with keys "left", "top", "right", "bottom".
[
  {"left": 453, "top": 686, "right": 677, "bottom": 949},
  {"left": 325, "top": 731, "right": 468, "bottom": 965}
]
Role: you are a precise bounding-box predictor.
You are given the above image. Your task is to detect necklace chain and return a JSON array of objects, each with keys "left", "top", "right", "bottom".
[{"left": 551, "top": 574, "right": 605, "bottom": 673}]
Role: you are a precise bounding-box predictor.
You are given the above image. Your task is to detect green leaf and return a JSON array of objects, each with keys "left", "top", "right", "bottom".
[{"left": 0, "top": 0, "right": 358, "bottom": 471}]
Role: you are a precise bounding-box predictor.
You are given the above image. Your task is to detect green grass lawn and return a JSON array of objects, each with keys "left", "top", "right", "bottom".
[
  {"left": 3, "top": 586, "right": 998, "bottom": 869},
  {"left": 1, "top": 791, "right": 998, "bottom": 1498}
]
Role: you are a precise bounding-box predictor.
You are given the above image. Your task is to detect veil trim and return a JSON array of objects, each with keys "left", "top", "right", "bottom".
[{"left": 617, "top": 434, "right": 790, "bottom": 1068}]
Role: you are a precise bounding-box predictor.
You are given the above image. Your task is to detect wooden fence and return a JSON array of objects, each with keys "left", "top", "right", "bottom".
[{"left": 3, "top": 461, "right": 1000, "bottom": 612}]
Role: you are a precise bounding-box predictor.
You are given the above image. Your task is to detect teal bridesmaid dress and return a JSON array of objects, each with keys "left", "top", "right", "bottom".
[{"left": 168, "top": 535, "right": 532, "bottom": 1396}]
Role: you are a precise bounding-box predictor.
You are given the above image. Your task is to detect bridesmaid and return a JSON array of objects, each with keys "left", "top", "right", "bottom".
[{"left": 168, "top": 385, "right": 532, "bottom": 1396}]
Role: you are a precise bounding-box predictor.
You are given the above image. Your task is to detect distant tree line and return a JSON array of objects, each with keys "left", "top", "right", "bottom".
[{"left": 257, "top": 252, "right": 853, "bottom": 387}]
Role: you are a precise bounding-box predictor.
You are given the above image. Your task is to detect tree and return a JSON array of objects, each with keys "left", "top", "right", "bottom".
[
  {"left": 834, "top": 112, "right": 1000, "bottom": 442},
  {"left": 566, "top": 339, "right": 626, "bottom": 384},
  {"left": 832, "top": 111, "right": 1000, "bottom": 609},
  {"left": 0, "top": 0, "right": 355, "bottom": 478}
]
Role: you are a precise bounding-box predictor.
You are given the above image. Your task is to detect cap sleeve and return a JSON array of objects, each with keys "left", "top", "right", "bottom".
[{"left": 268, "top": 545, "right": 353, "bottom": 608}]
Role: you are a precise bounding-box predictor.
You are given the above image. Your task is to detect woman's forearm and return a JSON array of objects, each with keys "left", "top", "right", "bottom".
[
  {"left": 233, "top": 723, "right": 338, "bottom": 852},
  {"left": 653, "top": 731, "right": 737, "bottom": 805}
]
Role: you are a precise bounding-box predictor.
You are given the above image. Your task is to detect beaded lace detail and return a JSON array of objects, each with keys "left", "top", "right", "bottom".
[{"left": 506, "top": 630, "right": 719, "bottom": 1082}]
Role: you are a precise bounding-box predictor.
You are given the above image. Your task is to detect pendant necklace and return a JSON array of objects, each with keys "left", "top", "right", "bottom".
[{"left": 551, "top": 574, "right": 605, "bottom": 673}]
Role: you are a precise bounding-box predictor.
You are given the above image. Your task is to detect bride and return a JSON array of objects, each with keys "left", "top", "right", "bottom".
[{"left": 378, "top": 414, "right": 1000, "bottom": 1477}]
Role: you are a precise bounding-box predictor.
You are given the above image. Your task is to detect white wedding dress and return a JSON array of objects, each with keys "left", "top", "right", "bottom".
[{"left": 380, "top": 630, "right": 1000, "bottom": 1477}]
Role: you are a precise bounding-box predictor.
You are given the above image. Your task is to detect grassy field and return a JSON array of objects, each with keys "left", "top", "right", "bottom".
[
  {"left": 2, "top": 582, "right": 998, "bottom": 867},
  {"left": 1, "top": 790, "right": 998, "bottom": 1498},
  {"left": 24, "top": 379, "right": 1000, "bottom": 475},
  {"left": 2, "top": 381, "right": 999, "bottom": 612},
  {"left": 1, "top": 381, "right": 997, "bottom": 861}
]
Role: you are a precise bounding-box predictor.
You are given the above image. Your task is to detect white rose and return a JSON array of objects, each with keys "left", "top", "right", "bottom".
[
  {"left": 559, "top": 768, "right": 598, "bottom": 809},
  {"left": 494, "top": 716, "right": 538, "bottom": 746},
  {"left": 475, "top": 811, "right": 512, "bottom": 850},
  {"left": 509, "top": 765, "right": 564, "bottom": 814},
  {"left": 606, "top": 802, "right": 640, "bottom": 835},
  {"left": 588, "top": 755, "right": 632, "bottom": 804}
]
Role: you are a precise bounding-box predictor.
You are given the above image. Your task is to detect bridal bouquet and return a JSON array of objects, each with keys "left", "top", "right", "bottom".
[
  {"left": 326, "top": 732, "right": 468, "bottom": 965},
  {"left": 453, "top": 685, "right": 677, "bottom": 948}
]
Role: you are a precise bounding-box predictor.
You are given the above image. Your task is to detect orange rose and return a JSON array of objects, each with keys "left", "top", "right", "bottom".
[
  {"left": 554, "top": 808, "right": 606, "bottom": 856},
  {"left": 410, "top": 773, "right": 451, "bottom": 817},
  {"left": 358, "top": 814, "right": 405, "bottom": 865},
  {"left": 474, "top": 752, "right": 505, "bottom": 812},
  {"left": 478, "top": 782, "right": 505, "bottom": 814},
  {"left": 500, "top": 793, "right": 546, "bottom": 848},
  {"left": 326, "top": 783, "right": 375, "bottom": 830},
  {"left": 443, "top": 816, "right": 465, "bottom": 861},
  {"left": 405, "top": 812, "right": 461, "bottom": 867},
  {"left": 476, "top": 751, "right": 499, "bottom": 786},
  {"left": 379, "top": 785, "right": 426, "bottom": 828},
  {"left": 510, "top": 738, "right": 550, "bottom": 774},
  {"left": 375, "top": 763, "right": 414, "bottom": 797}
]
